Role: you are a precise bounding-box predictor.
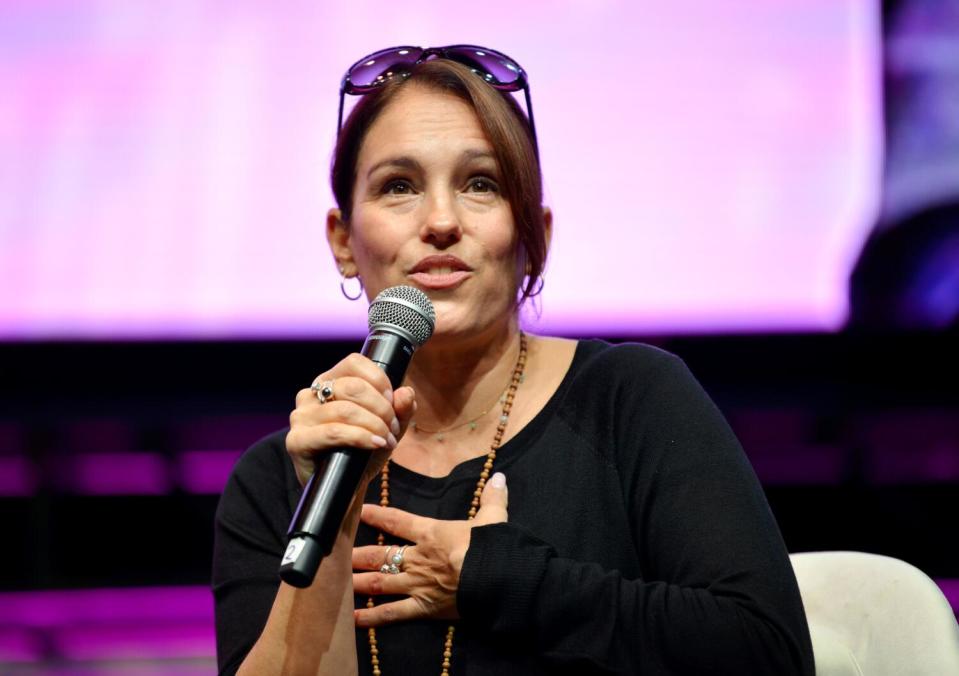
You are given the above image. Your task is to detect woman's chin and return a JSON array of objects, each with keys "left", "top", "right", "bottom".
[
  {"left": 428, "top": 321, "right": 475, "bottom": 342},
  {"left": 428, "top": 313, "right": 513, "bottom": 345}
]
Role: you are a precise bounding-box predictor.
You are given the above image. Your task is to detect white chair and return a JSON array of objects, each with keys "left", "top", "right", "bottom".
[{"left": 789, "top": 551, "right": 959, "bottom": 676}]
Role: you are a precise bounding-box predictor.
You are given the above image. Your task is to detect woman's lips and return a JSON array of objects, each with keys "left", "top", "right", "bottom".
[
  {"left": 408, "top": 255, "right": 472, "bottom": 290},
  {"left": 408, "top": 270, "right": 471, "bottom": 289}
]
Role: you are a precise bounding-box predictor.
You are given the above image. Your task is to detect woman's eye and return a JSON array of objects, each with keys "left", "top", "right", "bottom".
[
  {"left": 467, "top": 177, "right": 498, "bottom": 193},
  {"left": 383, "top": 179, "right": 414, "bottom": 195}
]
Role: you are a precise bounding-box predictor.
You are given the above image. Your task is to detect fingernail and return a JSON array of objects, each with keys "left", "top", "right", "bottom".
[
  {"left": 387, "top": 432, "right": 397, "bottom": 448},
  {"left": 491, "top": 472, "right": 506, "bottom": 488},
  {"left": 371, "top": 434, "right": 388, "bottom": 448},
  {"left": 390, "top": 418, "right": 400, "bottom": 436},
  {"left": 382, "top": 389, "right": 394, "bottom": 404}
]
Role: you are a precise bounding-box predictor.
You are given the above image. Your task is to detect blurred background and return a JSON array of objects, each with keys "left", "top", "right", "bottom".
[{"left": 1, "top": 0, "right": 957, "bottom": 673}]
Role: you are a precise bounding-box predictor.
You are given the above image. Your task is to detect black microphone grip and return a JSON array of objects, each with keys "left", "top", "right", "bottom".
[{"left": 279, "top": 330, "right": 415, "bottom": 588}]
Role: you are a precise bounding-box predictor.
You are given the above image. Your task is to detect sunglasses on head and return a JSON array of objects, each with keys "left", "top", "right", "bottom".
[{"left": 337, "top": 44, "right": 538, "bottom": 158}]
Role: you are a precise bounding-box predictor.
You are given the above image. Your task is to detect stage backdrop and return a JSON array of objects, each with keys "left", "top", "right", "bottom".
[{"left": 0, "top": 0, "right": 881, "bottom": 339}]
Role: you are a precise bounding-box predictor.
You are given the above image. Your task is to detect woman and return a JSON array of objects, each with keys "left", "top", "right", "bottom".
[{"left": 213, "top": 45, "right": 815, "bottom": 675}]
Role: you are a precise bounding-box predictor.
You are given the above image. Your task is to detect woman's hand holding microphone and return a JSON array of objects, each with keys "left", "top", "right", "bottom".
[{"left": 285, "top": 352, "right": 416, "bottom": 490}]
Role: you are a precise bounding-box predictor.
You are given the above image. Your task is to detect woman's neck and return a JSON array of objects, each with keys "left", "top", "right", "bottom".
[{"left": 404, "top": 320, "right": 522, "bottom": 429}]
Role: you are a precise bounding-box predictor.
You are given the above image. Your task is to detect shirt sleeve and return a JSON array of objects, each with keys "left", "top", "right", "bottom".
[
  {"left": 212, "top": 431, "right": 296, "bottom": 676},
  {"left": 457, "top": 350, "right": 815, "bottom": 675}
]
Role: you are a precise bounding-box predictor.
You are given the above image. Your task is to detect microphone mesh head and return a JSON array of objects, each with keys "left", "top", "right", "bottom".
[{"left": 367, "top": 285, "right": 435, "bottom": 346}]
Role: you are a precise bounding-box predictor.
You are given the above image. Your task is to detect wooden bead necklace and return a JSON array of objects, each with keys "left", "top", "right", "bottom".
[{"left": 366, "top": 332, "right": 528, "bottom": 676}]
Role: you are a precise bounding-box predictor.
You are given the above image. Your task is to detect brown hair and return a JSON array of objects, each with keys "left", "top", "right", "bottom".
[{"left": 331, "top": 59, "right": 546, "bottom": 302}]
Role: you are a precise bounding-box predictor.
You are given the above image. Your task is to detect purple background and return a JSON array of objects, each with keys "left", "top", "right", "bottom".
[{"left": 0, "top": 0, "right": 881, "bottom": 338}]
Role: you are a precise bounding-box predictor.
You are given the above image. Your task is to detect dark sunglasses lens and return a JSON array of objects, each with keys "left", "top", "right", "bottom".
[
  {"left": 348, "top": 47, "right": 421, "bottom": 88},
  {"left": 444, "top": 47, "right": 523, "bottom": 87}
]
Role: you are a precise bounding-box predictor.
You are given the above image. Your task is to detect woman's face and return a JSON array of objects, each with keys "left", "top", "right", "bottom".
[{"left": 329, "top": 84, "right": 521, "bottom": 342}]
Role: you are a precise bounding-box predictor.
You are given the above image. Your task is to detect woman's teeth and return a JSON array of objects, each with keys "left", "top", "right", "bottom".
[{"left": 427, "top": 267, "right": 454, "bottom": 275}]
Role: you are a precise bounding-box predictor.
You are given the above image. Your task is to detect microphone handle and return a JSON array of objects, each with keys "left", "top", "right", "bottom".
[{"left": 279, "top": 330, "right": 414, "bottom": 588}]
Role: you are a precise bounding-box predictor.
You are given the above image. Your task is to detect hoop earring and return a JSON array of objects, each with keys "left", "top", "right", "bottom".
[{"left": 340, "top": 275, "right": 364, "bottom": 301}]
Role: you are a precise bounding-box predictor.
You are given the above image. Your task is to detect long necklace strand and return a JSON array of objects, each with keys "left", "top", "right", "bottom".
[{"left": 367, "top": 332, "right": 528, "bottom": 676}]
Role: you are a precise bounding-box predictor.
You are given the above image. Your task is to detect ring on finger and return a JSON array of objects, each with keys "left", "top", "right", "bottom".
[
  {"left": 380, "top": 544, "right": 407, "bottom": 575},
  {"left": 379, "top": 545, "right": 395, "bottom": 574},
  {"left": 311, "top": 379, "right": 335, "bottom": 404}
]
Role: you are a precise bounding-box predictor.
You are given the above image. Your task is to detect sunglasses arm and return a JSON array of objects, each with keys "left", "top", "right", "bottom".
[
  {"left": 523, "top": 85, "right": 540, "bottom": 163},
  {"left": 336, "top": 86, "right": 347, "bottom": 138}
]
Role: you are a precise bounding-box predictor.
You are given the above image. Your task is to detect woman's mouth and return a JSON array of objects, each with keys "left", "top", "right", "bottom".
[
  {"left": 408, "top": 256, "right": 473, "bottom": 289},
  {"left": 408, "top": 268, "right": 472, "bottom": 289}
]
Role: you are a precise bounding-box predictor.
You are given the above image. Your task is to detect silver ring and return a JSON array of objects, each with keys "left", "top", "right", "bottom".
[
  {"left": 380, "top": 544, "right": 407, "bottom": 575},
  {"left": 311, "top": 379, "right": 335, "bottom": 404},
  {"left": 380, "top": 545, "right": 396, "bottom": 574}
]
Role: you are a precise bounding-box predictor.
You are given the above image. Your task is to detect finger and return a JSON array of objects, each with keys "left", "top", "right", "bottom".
[
  {"left": 293, "top": 400, "right": 395, "bottom": 442},
  {"left": 352, "top": 570, "right": 411, "bottom": 596},
  {"left": 361, "top": 504, "right": 432, "bottom": 542},
  {"left": 354, "top": 598, "right": 426, "bottom": 628},
  {"left": 353, "top": 544, "right": 394, "bottom": 571},
  {"left": 307, "top": 375, "right": 396, "bottom": 427},
  {"left": 286, "top": 422, "right": 392, "bottom": 459},
  {"left": 473, "top": 472, "right": 508, "bottom": 526},
  {"left": 335, "top": 353, "right": 394, "bottom": 403},
  {"left": 392, "top": 386, "right": 416, "bottom": 435},
  {"left": 295, "top": 386, "right": 320, "bottom": 409}
]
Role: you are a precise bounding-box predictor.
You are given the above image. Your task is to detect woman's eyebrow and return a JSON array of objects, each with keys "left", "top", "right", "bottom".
[
  {"left": 460, "top": 149, "right": 496, "bottom": 163},
  {"left": 366, "top": 150, "right": 496, "bottom": 180},
  {"left": 366, "top": 156, "right": 421, "bottom": 179}
]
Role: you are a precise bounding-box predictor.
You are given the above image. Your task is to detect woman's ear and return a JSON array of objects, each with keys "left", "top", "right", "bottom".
[
  {"left": 543, "top": 207, "right": 554, "bottom": 252},
  {"left": 326, "top": 208, "right": 354, "bottom": 276}
]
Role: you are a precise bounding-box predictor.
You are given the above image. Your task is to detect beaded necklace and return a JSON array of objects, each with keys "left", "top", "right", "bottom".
[{"left": 366, "top": 331, "right": 529, "bottom": 676}]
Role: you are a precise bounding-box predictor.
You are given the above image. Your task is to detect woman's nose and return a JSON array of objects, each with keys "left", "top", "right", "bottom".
[{"left": 420, "top": 192, "right": 462, "bottom": 247}]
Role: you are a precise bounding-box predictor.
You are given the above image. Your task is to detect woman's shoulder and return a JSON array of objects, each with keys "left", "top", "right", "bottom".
[
  {"left": 550, "top": 338, "right": 739, "bottom": 469},
  {"left": 524, "top": 335, "right": 701, "bottom": 430},
  {"left": 224, "top": 427, "right": 296, "bottom": 496},
  {"left": 549, "top": 338, "right": 720, "bottom": 433},
  {"left": 569, "top": 338, "right": 691, "bottom": 387},
  {"left": 216, "top": 427, "right": 300, "bottom": 531}
]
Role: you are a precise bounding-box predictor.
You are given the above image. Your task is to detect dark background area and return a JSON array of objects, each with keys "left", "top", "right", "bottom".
[{"left": 2, "top": 329, "right": 957, "bottom": 592}]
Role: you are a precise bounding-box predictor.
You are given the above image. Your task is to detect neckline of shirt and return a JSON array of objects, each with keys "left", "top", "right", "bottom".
[{"left": 385, "top": 339, "right": 604, "bottom": 494}]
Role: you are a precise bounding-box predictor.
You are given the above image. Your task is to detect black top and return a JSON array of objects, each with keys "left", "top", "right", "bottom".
[{"left": 213, "top": 340, "right": 815, "bottom": 675}]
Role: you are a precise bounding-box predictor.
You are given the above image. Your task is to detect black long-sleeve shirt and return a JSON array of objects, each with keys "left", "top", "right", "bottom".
[{"left": 213, "top": 340, "right": 815, "bottom": 675}]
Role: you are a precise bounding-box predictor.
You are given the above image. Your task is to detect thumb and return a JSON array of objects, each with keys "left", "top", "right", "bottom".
[
  {"left": 393, "top": 386, "right": 416, "bottom": 436},
  {"left": 473, "top": 472, "right": 508, "bottom": 526}
]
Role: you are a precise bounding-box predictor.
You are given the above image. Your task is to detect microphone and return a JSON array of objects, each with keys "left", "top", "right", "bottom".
[{"left": 279, "top": 285, "right": 435, "bottom": 588}]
